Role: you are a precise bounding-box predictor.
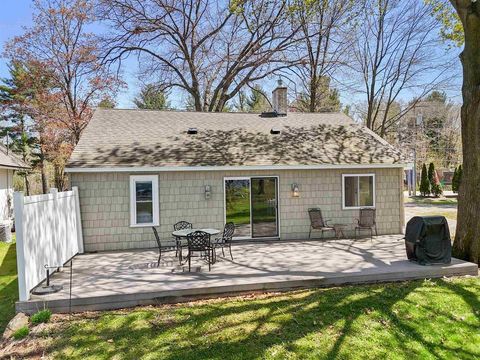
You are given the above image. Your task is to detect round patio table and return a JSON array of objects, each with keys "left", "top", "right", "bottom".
[
  {"left": 172, "top": 228, "right": 221, "bottom": 238},
  {"left": 172, "top": 228, "right": 221, "bottom": 266}
]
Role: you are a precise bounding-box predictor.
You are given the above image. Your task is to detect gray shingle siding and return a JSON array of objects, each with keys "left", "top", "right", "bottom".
[{"left": 71, "top": 168, "right": 403, "bottom": 252}]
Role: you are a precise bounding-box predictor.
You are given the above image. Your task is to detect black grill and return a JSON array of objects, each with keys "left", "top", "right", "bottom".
[{"left": 404, "top": 216, "right": 452, "bottom": 265}]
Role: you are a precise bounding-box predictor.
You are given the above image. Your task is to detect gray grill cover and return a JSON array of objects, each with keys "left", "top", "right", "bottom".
[{"left": 404, "top": 216, "right": 452, "bottom": 265}]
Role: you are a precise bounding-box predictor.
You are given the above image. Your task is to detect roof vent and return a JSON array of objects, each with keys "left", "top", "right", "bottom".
[
  {"left": 260, "top": 111, "right": 286, "bottom": 118},
  {"left": 261, "top": 111, "right": 277, "bottom": 118},
  {"left": 270, "top": 127, "right": 281, "bottom": 134},
  {"left": 187, "top": 127, "right": 198, "bottom": 134}
]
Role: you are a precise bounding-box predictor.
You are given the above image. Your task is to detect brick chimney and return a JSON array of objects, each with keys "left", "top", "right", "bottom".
[{"left": 272, "top": 79, "right": 288, "bottom": 115}]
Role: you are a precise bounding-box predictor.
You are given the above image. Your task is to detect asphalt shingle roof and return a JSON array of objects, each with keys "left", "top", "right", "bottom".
[
  {"left": 67, "top": 109, "right": 405, "bottom": 169},
  {"left": 0, "top": 144, "right": 29, "bottom": 169}
]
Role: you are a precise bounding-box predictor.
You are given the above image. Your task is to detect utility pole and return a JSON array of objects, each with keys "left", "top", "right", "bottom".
[{"left": 413, "top": 112, "right": 423, "bottom": 196}]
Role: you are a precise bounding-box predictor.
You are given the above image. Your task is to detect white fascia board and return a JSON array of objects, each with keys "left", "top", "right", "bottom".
[
  {"left": 65, "top": 163, "right": 409, "bottom": 173},
  {"left": 0, "top": 165, "right": 29, "bottom": 170}
]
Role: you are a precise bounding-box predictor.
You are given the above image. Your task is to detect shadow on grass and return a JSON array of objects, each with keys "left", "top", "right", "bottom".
[
  {"left": 437, "top": 278, "right": 480, "bottom": 321},
  {"left": 42, "top": 278, "right": 480, "bottom": 360}
]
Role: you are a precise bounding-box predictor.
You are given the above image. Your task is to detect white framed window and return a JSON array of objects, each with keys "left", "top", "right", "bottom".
[
  {"left": 342, "top": 174, "right": 375, "bottom": 209},
  {"left": 130, "top": 175, "right": 159, "bottom": 227}
]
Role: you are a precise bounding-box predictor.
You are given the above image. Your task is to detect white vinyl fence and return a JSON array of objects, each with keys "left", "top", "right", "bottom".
[{"left": 14, "top": 187, "right": 83, "bottom": 301}]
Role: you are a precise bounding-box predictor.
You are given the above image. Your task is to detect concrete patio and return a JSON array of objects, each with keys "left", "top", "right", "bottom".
[{"left": 16, "top": 235, "right": 478, "bottom": 314}]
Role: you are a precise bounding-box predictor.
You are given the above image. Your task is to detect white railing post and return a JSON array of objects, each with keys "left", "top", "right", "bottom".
[
  {"left": 13, "top": 192, "right": 28, "bottom": 301},
  {"left": 49, "top": 188, "right": 59, "bottom": 261},
  {"left": 72, "top": 186, "right": 84, "bottom": 253}
]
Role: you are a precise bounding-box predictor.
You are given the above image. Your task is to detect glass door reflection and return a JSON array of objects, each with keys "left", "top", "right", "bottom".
[
  {"left": 251, "top": 177, "right": 278, "bottom": 238},
  {"left": 225, "top": 179, "right": 251, "bottom": 238}
]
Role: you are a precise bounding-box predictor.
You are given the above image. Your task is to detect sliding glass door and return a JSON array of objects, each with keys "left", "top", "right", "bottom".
[
  {"left": 225, "top": 177, "right": 279, "bottom": 239},
  {"left": 225, "top": 178, "right": 251, "bottom": 238},
  {"left": 251, "top": 177, "right": 278, "bottom": 237}
]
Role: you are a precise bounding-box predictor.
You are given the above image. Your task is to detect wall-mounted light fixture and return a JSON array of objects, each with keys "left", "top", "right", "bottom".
[
  {"left": 204, "top": 185, "right": 211, "bottom": 200},
  {"left": 291, "top": 183, "right": 300, "bottom": 198}
]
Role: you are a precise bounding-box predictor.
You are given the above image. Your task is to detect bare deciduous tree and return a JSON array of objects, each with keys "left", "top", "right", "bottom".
[
  {"left": 448, "top": 0, "right": 480, "bottom": 264},
  {"left": 288, "top": 0, "right": 359, "bottom": 112},
  {"left": 4, "top": 0, "right": 122, "bottom": 189},
  {"left": 97, "top": 0, "right": 303, "bottom": 112},
  {"left": 396, "top": 93, "right": 462, "bottom": 173},
  {"left": 5, "top": 0, "right": 121, "bottom": 145},
  {"left": 352, "top": 0, "right": 455, "bottom": 137}
]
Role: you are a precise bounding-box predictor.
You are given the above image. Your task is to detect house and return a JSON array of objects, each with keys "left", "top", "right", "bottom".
[
  {"left": 0, "top": 144, "right": 29, "bottom": 224},
  {"left": 66, "top": 85, "right": 408, "bottom": 252}
]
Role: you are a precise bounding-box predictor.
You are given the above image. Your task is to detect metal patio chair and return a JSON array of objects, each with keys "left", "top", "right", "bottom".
[
  {"left": 173, "top": 221, "right": 193, "bottom": 260},
  {"left": 214, "top": 222, "right": 235, "bottom": 261},
  {"left": 308, "top": 208, "right": 335, "bottom": 239},
  {"left": 186, "top": 230, "right": 214, "bottom": 272},
  {"left": 355, "top": 208, "right": 378, "bottom": 240},
  {"left": 152, "top": 227, "right": 177, "bottom": 267}
]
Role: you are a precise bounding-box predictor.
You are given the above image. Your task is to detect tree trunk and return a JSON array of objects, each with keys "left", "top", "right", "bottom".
[
  {"left": 451, "top": 0, "right": 480, "bottom": 264},
  {"left": 21, "top": 143, "right": 30, "bottom": 196},
  {"left": 54, "top": 164, "right": 66, "bottom": 191},
  {"left": 41, "top": 166, "right": 48, "bottom": 194},
  {"left": 40, "top": 148, "right": 48, "bottom": 194},
  {"left": 24, "top": 173, "right": 30, "bottom": 196},
  {"left": 309, "top": 77, "right": 317, "bottom": 113}
]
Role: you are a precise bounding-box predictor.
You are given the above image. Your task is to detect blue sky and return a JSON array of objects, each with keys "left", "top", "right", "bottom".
[
  {"left": 0, "top": 1, "right": 31, "bottom": 77},
  {"left": 0, "top": 1, "right": 463, "bottom": 110},
  {"left": 0, "top": 0, "right": 140, "bottom": 108}
]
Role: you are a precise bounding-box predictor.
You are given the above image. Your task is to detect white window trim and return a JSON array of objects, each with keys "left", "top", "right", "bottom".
[
  {"left": 130, "top": 175, "right": 159, "bottom": 227},
  {"left": 342, "top": 173, "right": 376, "bottom": 210}
]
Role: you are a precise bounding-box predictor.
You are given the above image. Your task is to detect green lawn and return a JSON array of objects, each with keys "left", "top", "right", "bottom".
[
  {"left": 226, "top": 193, "right": 277, "bottom": 225},
  {"left": 0, "top": 239, "right": 18, "bottom": 333},
  {"left": 43, "top": 277, "right": 480, "bottom": 359},
  {"left": 427, "top": 211, "right": 458, "bottom": 221},
  {"left": 1, "top": 234, "right": 478, "bottom": 359},
  {"left": 226, "top": 197, "right": 250, "bottom": 225},
  {"left": 404, "top": 196, "right": 458, "bottom": 206}
]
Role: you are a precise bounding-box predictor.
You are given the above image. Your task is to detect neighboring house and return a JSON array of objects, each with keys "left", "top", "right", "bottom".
[
  {"left": 66, "top": 85, "right": 408, "bottom": 252},
  {"left": 0, "top": 144, "right": 29, "bottom": 223}
]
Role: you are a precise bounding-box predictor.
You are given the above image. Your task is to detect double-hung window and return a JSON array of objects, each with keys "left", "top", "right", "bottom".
[
  {"left": 130, "top": 175, "right": 159, "bottom": 227},
  {"left": 342, "top": 174, "right": 375, "bottom": 209}
]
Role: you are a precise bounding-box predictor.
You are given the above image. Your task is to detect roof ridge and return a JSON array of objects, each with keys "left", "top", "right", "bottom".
[{"left": 94, "top": 108, "right": 347, "bottom": 116}]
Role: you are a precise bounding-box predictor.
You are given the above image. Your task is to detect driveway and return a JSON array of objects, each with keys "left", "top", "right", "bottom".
[{"left": 404, "top": 195, "right": 458, "bottom": 235}]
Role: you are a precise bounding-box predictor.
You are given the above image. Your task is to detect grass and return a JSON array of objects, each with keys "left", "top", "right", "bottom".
[
  {"left": 12, "top": 326, "right": 29, "bottom": 340},
  {"left": 41, "top": 277, "right": 480, "bottom": 359},
  {"left": 0, "top": 238, "right": 18, "bottom": 333},
  {"left": 226, "top": 196, "right": 277, "bottom": 225},
  {"left": 404, "top": 196, "right": 458, "bottom": 206},
  {"left": 426, "top": 211, "right": 457, "bottom": 221},
  {"left": 31, "top": 309, "right": 52, "bottom": 325}
]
